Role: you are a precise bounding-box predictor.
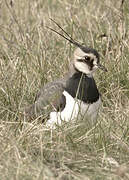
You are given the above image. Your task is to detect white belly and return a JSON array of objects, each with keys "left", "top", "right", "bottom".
[{"left": 46, "top": 91, "right": 101, "bottom": 128}]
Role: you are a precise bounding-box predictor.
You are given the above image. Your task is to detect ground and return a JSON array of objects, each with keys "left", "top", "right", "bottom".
[{"left": 0, "top": 0, "right": 129, "bottom": 179}]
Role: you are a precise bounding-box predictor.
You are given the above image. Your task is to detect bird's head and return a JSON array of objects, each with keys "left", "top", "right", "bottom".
[
  {"left": 73, "top": 47, "right": 107, "bottom": 76},
  {"left": 47, "top": 19, "right": 107, "bottom": 75}
]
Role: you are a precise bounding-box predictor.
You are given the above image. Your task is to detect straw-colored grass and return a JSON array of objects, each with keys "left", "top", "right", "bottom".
[{"left": 0, "top": 0, "right": 129, "bottom": 179}]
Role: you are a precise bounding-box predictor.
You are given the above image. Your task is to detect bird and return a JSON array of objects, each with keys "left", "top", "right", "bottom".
[{"left": 24, "top": 19, "right": 107, "bottom": 129}]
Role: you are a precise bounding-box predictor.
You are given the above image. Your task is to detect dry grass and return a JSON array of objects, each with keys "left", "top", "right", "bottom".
[{"left": 0, "top": 0, "right": 129, "bottom": 179}]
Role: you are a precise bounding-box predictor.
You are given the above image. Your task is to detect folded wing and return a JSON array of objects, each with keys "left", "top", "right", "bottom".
[{"left": 25, "top": 80, "right": 65, "bottom": 120}]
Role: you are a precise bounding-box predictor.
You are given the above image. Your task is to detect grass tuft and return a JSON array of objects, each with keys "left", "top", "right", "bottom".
[{"left": 0, "top": 0, "right": 129, "bottom": 179}]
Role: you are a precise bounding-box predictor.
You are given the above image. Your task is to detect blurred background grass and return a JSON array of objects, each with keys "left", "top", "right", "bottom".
[{"left": 0, "top": 0, "right": 129, "bottom": 179}]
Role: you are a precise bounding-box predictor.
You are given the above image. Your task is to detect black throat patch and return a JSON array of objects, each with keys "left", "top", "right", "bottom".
[{"left": 65, "top": 72, "right": 100, "bottom": 103}]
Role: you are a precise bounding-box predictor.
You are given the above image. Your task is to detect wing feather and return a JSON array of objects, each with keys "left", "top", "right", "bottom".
[{"left": 25, "top": 80, "right": 65, "bottom": 120}]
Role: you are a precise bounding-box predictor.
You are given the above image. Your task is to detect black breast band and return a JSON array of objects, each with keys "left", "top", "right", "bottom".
[{"left": 65, "top": 72, "right": 100, "bottom": 103}]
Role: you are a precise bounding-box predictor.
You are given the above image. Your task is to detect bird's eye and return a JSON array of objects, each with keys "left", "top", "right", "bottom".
[{"left": 85, "top": 56, "right": 90, "bottom": 61}]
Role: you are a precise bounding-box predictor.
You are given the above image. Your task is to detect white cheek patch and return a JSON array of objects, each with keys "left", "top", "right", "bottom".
[
  {"left": 74, "top": 53, "right": 98, "bottom": 74},
  {"left": 74, "top": 61, "right": 90, "bottom": 74}
]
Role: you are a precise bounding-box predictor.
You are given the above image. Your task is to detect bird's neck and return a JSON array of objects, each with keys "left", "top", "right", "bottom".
[{"left": 65, "top": 69, "right": 99, "bottom": 103}]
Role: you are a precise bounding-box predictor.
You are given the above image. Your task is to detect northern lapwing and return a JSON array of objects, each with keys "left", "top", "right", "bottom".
[{"left": 25, "top": 19, "right": 107, "bottom": 128}]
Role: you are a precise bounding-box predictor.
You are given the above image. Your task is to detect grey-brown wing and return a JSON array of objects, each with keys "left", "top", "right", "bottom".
[{"left": 25, "top": 80, "right": 65, "bottom": 120}]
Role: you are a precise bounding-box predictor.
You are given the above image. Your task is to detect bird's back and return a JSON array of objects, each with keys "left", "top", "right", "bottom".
[{"left": 25, "top": 78, "right": 66, "bottom": 119}]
